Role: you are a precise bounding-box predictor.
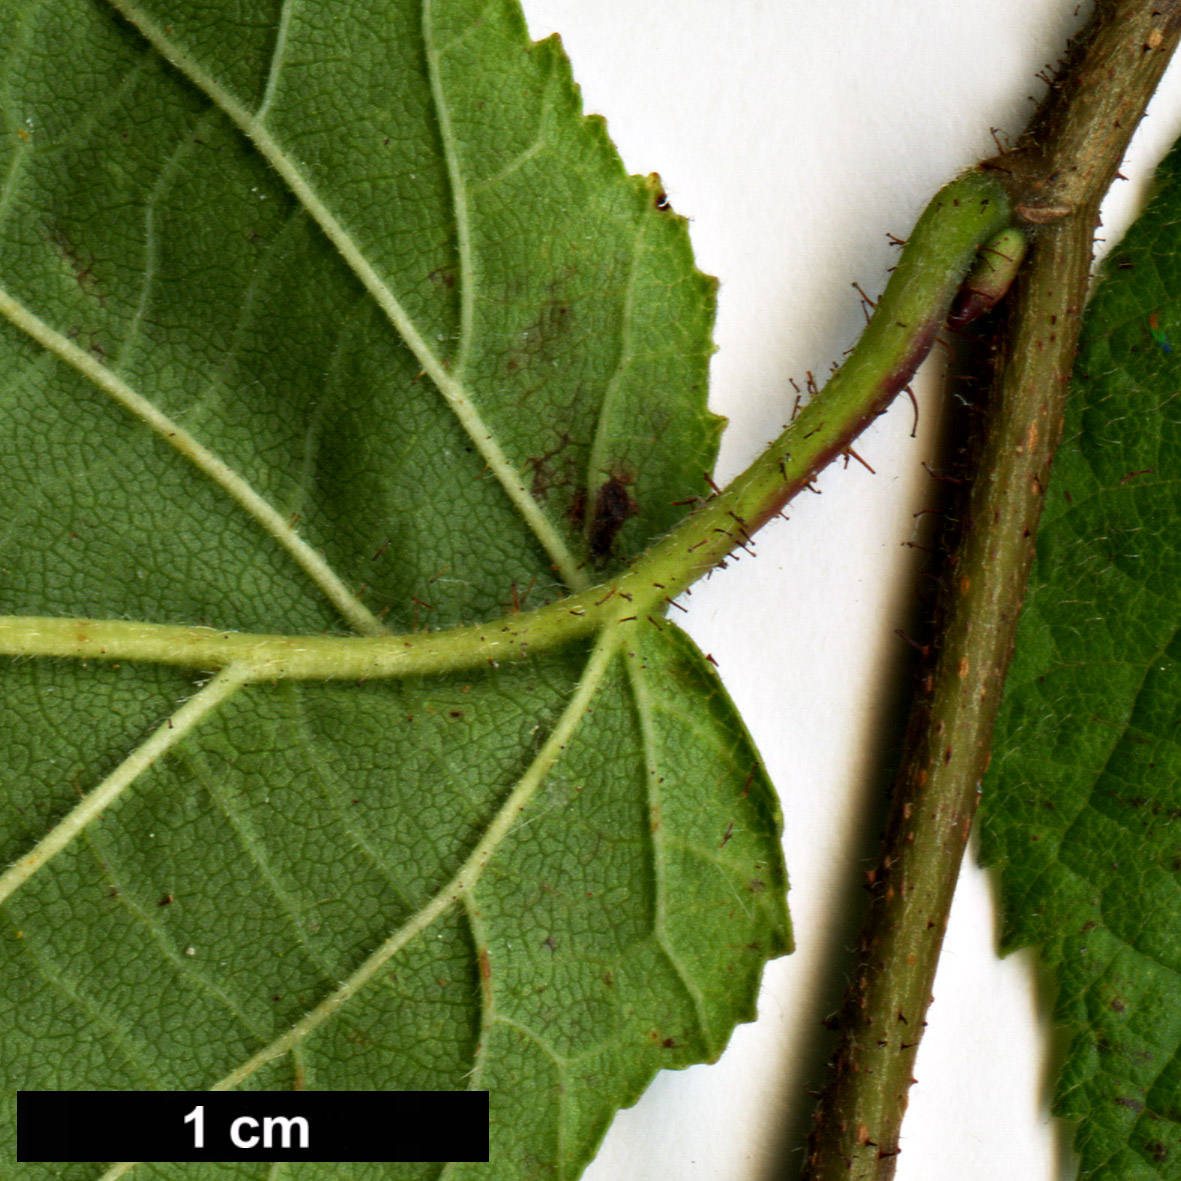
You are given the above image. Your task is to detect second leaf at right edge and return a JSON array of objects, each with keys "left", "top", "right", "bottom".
[{"left": 980, "top": 144, "right": 1181, "bottom": 1178}]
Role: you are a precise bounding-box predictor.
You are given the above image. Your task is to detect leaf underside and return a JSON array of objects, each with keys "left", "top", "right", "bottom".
[
  {"left": 981, "top": 141, "right": 1181, "bottom": 1180},
  {"left": 0, "top": 2, "right": 790, "bottom": 1177}
]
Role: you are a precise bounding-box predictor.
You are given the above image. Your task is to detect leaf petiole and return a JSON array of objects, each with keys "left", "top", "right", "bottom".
[{"left": 0, "top": 172, "right": 1018, "bottom": 681}]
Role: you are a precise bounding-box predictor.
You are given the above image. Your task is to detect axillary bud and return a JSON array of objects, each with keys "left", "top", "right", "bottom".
[{"left": 946, "top": 225, "right": 1028, "bottom": 330}]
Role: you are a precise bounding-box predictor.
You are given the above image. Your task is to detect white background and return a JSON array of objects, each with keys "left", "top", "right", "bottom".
[{"left": 517, "top": 3, "right": 1181, "bottom": 1179}]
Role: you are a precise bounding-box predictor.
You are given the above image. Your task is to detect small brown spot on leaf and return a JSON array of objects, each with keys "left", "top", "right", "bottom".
[
  {"left": 567, "top": 487, "right": 586, "bottom": 529},
  {"left": 588, "top": 475, "right": 637, "bottom": 563}
]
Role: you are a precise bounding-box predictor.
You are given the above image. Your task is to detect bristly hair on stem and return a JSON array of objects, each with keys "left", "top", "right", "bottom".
[{"left": 802, "top": 2, "right": 1181, "bottom": 1178}]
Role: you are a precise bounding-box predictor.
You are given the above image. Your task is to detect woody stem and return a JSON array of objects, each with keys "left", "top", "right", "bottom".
[{"left": 801, "top": 3, "right": 1181, "bottom": 1177}]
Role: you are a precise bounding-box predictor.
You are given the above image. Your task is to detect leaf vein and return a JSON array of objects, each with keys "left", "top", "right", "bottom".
[
  {"left": 181, "top": 743, "right": 348, "bottom": 986},
  {"left": 623, "top": 641, "right": 713, "bottom": 1052},
  {"left": 460, "top": 893, "right": 494, "bottom": 1093},
  {"left": 256, "top": 0, "right": 297, "bottom": 122},
  {"left": 482, "top": 1004, "right": 570, "bottom": 1171},
  {"left": 92, "top": 829, "right": 272, "bottom": 1046},
  {"left": 0, "top": 666, "right": 250, "bottom": 908},
  {"left": 99, "top": 0, "right": 588, "bottom": 590},
  {"left": 287, "top": 685, "right": 419, "bottom": 911},
  {"left": 118, "top": 117, "right": 218, "bottom": 368},
  {"left": 10, "top": 933, "right": 162, "bottom": 1087},
  {"left": 0, "top": 286, "right": 385, "bottom": 634},
  {"left": 584, "top": 211, "right": 647, "bottom": 508},
  {"left": 201, "top": 635, "right": 617, "bottom": 1094},
  {"left": 422, "top": 0, "right": 474, "bottom": 378},
  {"left": 465, "top": 28, "right": 553, "bottom": 196},
  {"left": 0, "top": 124, "right": 31, "bottom": 235}
]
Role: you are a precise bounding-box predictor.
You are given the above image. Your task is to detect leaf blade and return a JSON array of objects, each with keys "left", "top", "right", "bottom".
[{"left": 0, "top": 3, "right": 786, "bottom": 1177}]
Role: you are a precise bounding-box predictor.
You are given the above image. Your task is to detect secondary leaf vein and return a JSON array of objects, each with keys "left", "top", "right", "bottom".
[
  {"left": 0, "top": 665, "right": 251, "bottom": 908},
  {"left": 623, "top": 639, "right": 713, "bottom": 1052},
  {"left": 99, "top": 0, "right": 588, "bottom": 591},
  {"left": 287, "top": 685, "right": 418, "bottom": 910},
  {"left": 199, "top": 634, "right": 617, "bottom": 1096},
  {"left": 0, "top": 285, "right": 385, "bottom": 635},
  {"left": 585, "top": 212, "right": 646, "bottom": 510},
  {"left": 96, "top": 836, "right": 271, "bottom": 1044},
  {"left": 182, "top": 744, "right": 347, "bottom": 985},
  {"left": 13, "top": 934, "right": 162, "bottom": 1087},
  {"left": 422, "top": 0, "right": 474, "bottom": 378},
  {"left": 460, "top": 892, "right": 494, "bottom": 1093},
  {"left": 256, "top": 0, "right": 296, "bottom": 122}
]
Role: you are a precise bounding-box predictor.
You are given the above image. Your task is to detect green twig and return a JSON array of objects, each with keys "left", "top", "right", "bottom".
[{"left": 802, "top": 2, "right": 1181, "bottom": 1177}]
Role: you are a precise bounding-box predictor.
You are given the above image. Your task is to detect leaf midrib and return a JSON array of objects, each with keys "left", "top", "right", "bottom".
[{"left": 99, "top": 0, "right": 588, "bottom": 592}]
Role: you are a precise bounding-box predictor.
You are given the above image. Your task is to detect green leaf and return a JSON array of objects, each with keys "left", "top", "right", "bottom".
[
  {"left": 0, "top": 1, "right": 790, "bottom": 1177},
  {"left": 980, "top": 142, "right": 1181, "bottom": 1179}
]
